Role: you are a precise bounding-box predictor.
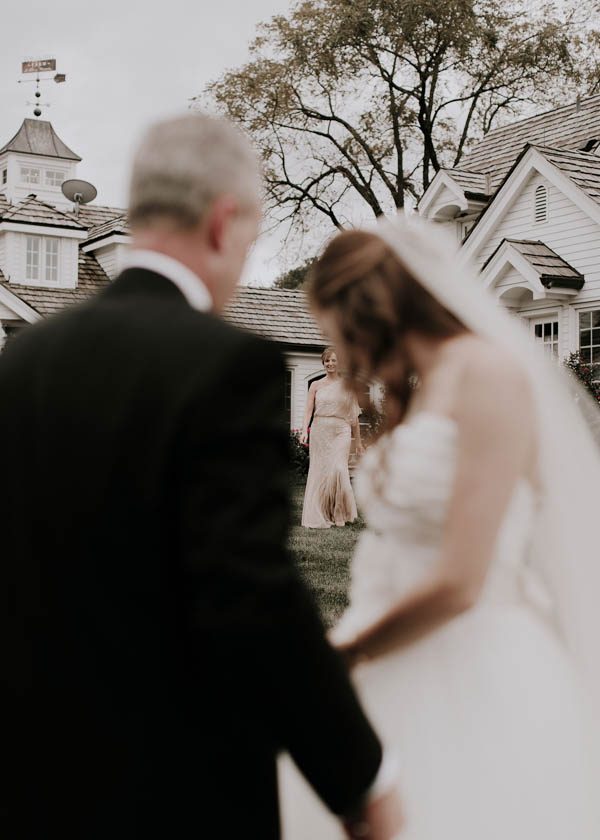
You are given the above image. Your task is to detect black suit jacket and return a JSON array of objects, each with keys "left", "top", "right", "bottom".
[{"left": 0, "top": 267, "right": 382, "bottom": 839}]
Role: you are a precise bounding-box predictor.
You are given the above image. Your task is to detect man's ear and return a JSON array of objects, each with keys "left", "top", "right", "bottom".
[{"left": 206, "top": 195, "right": 238, "bottom": 253}]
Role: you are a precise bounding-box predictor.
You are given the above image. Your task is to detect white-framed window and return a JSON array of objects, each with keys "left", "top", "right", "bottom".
[
  {"left": 531, "top": 316, "right": 559, "bottom": 357},
  {"left": 45, "top": 169, "right": 65, "bottom": 187},
  {"left": 25, "top": 235, "right": 60, "bottom": 284},
  {"left": 21, "top": 166, "right": 40, "bottom": 185},
  {"left": 578, "top": 309, "right": 600, "bottom": 378},
  {"left": 1, "top": 168, "right": 7, "bottom": 185},
  {"left": 534, "top": 184, "right": 548, "bottom": 223}
]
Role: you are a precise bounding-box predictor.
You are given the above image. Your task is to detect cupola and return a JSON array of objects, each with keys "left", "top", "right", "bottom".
[{"left": 0, "top": 118, "right": 81, "bottom": 209}]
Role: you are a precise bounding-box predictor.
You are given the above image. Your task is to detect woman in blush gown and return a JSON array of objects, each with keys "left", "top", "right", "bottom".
[
  {"left": 279, "top": 218, "right": 600, "bottom": 840},
  {"left": 301, "top": 347, "right": 363, "bottom": 528}
]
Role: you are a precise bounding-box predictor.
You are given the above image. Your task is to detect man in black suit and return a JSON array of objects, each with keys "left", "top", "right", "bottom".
[{"left": 1, "top": 115, "right": 401, "bottom": 838}]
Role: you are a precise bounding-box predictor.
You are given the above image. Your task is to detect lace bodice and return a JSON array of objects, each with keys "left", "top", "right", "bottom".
[
  {"left": 314, "top": 379, "right": 360, "bottom": 425},
  {"left": 334, "top": 412, "right": 545, "bottom": 640}
]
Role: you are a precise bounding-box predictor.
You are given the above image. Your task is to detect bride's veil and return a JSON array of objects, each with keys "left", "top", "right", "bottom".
[{"left": 375, "top": 214, "right": 600, "bottom": 716}]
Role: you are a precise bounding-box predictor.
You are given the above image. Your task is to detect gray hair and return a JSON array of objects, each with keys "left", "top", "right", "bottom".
[{"left": 128, "top": 113, "right": 261, "bottom": 229}]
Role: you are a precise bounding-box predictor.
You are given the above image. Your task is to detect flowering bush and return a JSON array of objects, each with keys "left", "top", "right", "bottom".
[
  {"left": 563, "top": 352, "right": 600, "bottom": 406},
  {"left": 290, "top": 428, "right": 310, "bottom": 478}
]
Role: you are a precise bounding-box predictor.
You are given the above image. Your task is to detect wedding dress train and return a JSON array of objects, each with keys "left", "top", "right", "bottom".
[{"left": 280, "top": 412, "right": 599, "bottom": 839}]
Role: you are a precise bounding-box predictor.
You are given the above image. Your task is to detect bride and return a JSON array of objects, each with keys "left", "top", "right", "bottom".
[{"left": 279, "top": 217, "right": 600, "bottom": 839}]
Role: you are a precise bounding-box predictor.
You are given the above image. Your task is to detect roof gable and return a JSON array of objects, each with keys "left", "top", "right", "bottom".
[
  {"left": 497, "top": 239, "right": 584, "bottom": 288},
  {"left": 1, "top": 194, "right": 87, "bottom": 230},
  {"left": 461, "top": 145, "right": 600, "bottom": 261},
  {"left": 533, "top": 145, "right": 600, "bottom": 205},
  {"left": 480, "top": 238, "right": 582, "bottom": 307},
  {"left": 0, "top": 119, "right": 81, "bottom": 162},
  {"left": 418, "top": 170, "right": 469, "bottom": 219}
]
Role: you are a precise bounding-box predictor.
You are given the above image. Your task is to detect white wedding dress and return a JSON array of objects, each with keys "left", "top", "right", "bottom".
[{"left": 279, "top": 411, "right": 599, "bottom": 839}]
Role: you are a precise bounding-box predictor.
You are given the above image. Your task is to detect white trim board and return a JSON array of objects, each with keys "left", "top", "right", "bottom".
[
  {"left": 419, "top": 171, "right": 469, "bottom": 219},
  {"left": 0, "top": 284, "right": 40, "bottom": 323},
  {"left": 0, "top": 222, "right": 87, "bottom": 239}
]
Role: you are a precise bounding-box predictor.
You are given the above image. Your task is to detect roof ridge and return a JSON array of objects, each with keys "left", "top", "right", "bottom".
[
  {"left": 531, "top": 143, "right": 600, "bottom": 160},
  {"left": 481, "top": 94, "right": 600, "bottom": 139},
  {"left": 83, "top": 203, "right": 127, "bottom": 214},
  {"left": 239, "top": 285, "right": 307, "bottom": 294},
  {"left": 441, "top": 166, "right": 488, "bottom": 176},
  {"left": 504, "top": 237, "right": 545, "bottom": 244},
  {"left": 88, "top": 213, "right": 128, "bottom": 231}
]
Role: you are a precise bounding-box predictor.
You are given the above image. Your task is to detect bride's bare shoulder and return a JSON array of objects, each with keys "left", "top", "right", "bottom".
[{"left": 449, "top": 335, "right": 533, "bottom": 422}]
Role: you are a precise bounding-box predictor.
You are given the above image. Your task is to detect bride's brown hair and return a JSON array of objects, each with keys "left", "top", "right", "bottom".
[{"left": 308, "top": 229, "right": 468, "bottom": 428}]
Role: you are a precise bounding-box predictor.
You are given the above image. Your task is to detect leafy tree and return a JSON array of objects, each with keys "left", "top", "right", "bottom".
[
  {"left": 197, "top": 0, "right": 597, "bottom": 245},
  {"left": 274, "top": 258, "right": 315, "bottom": 289}
]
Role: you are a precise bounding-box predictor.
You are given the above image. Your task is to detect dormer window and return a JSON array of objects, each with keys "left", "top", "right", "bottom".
[
  {"left": 26, "top": 235, "right": 59, "bottom": 284},
  {"left": 21, "top": 166, "right": 40, "bottom": 185},
  {"left": 534, "top": 184, "right": 548, "bottom": 223},
  {"left": 45, "top": 169, "right": 65, "bottom": 187}
]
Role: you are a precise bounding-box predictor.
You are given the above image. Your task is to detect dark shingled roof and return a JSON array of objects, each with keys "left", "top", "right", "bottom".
[
  {"left": 224, "top": 286, "right": 326, "bottom": 347},
  {"left": 78, "top": 203, "right": 127, "bottom": 228},
  {"left": 484, "top": 238, "right": 585, "bottom": 290},
  {"left": 1, "top": 194, "right": 86, "bottom": 229},
  {"left": 0, "top": 191, "right": 126, "bottom": 233},
  {"left": 460, "top": 94, "right": 600, "bottom": 178},
  {"left": 86, "top": 214, "right": 130, "bottom": 244},
  {"left": 0, "top": 252, "right": 111, "bottom": 317},
  {"left": 439, "top": 168, "right": 496, "bottom": 196},
  {"left": 0, "top": 119, "right": 81, "bottom": 161}
]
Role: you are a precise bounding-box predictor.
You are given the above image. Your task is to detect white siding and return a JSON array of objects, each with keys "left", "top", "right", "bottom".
[
  {"left": 4, "top": 154, "right": 77, "bottom": 209},
  {"left": 285, "top": 351, "right": 324, "bottom": 430},
  {"left": 2, "top": 232, "right": 20, "bottom": 281},
  {"left": 472, "top": 172, "right": 600, "bottom": 353},
  {"left": 93, "top": 242, "right": 130, "bottom": 280}
]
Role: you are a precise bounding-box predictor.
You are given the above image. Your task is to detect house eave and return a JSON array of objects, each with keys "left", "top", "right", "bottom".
[
  {"left": 83, "top": 232, "right": 130, "bottom": 251},
  {"left": 0, "top": 221, "right": 88, "bottom": 238}
]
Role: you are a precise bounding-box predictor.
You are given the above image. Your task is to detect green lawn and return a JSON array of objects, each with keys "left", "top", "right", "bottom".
[{"left": 288, "top": 481, "right": 364, "bottom": 627}]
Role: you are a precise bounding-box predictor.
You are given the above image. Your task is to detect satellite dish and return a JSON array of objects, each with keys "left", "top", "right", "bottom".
[{"left": 61, "top": 178, "right": 97, "bottom": 216}]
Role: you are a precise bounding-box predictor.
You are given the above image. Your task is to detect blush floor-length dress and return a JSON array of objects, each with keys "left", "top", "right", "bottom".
[
  {"left": 281, "top": 412, "right": 600, "bottom": 839},
  {"left": 301, "top": 379, "right": 360, "bottom": 529}
]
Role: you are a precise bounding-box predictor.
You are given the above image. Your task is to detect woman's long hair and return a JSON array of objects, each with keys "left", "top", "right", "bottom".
[{"left": 307, "top": 229, "right": 468, "bottom": 428}]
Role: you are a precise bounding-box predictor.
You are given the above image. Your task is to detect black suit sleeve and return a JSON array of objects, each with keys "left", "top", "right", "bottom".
[{"left": 174, "top": 333, "right": 382, "bottom": 816}]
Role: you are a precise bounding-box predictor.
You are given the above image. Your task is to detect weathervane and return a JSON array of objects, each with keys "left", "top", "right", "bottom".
[{"left": 17, "top": 58, "right": 66, "bottom": 118}]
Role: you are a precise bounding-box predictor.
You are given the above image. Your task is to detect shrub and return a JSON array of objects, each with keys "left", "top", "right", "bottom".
[
  {"left": 563, "top": 352, "right": 600, "bottom": 406},
  {"left": 290, "top": 428, "right": 310, "bottom": 478},
  {"left": 359, "top": 401, "right": 385, "bottom": 444}
]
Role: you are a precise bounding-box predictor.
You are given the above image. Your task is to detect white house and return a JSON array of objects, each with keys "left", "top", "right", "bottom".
[
  {"left": 0, "top": 117, "right": 328, "bottom": 430},
  {"left": 419, "top": 94, "right": 600, "bottom": 365}
]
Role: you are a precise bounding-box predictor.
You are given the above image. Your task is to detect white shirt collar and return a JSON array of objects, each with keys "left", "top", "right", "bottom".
[{"left": 123, "top": 249, "right": 213, "bottom": 312}]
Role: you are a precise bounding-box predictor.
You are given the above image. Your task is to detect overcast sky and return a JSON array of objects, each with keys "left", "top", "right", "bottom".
[{"left": 1, "top": 0, "right": 294, "bottom": 284}]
